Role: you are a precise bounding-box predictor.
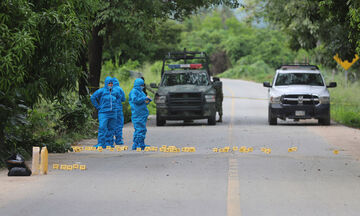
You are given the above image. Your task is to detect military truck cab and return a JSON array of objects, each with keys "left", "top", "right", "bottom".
[{"left": 150, "top": 50, "right": 221, "bottom": 126}]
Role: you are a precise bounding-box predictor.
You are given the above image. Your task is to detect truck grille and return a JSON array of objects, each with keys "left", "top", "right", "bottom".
[
  {"left": 168, "top": 92, "right": 203, "bottom": 106},
  {"left": 281, "top": 94, "right": 319, "bottom": 105}
]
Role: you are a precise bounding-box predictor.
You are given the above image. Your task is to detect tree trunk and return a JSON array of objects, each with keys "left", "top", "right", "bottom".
[
  {"left": 88, "top": 24, "right": 104, "bottom": 94},
  {"left": 78, "top": 48, "right": 89, "bottom": 98}
]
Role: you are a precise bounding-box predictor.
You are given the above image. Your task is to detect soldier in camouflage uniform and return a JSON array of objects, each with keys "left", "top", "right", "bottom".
[{"left": 213, "top": 77, "right": 223, "bottom": 122}]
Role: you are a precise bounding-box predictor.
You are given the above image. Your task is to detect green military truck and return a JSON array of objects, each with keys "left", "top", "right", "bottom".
[{"left": 150, "top": 49, "right": 222, "bottom": 126}]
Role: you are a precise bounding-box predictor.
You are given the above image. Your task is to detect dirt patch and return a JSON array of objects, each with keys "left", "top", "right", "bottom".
[{"left": 310, "top": 124, "right": 360, "bottom": 160}]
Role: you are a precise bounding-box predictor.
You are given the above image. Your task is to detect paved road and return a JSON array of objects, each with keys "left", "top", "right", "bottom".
[{"left": 1, "top": 79, "right": 360, "bottom": 216}]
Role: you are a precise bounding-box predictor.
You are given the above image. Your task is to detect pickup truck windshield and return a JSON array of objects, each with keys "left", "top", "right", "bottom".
[
  {"left": 275, "top": 73, "right": 324, "bottom": 86},
  {"left": 161, "top": 72, "right": 209, "bottom": 86}
]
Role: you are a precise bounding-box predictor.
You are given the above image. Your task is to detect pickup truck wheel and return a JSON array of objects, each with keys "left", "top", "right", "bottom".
[
  {"left": 208, "top": 114, "right": 216, "bottom": 125},
  {"left": 318, "top": 114, "right": 330, "bottom": 125},
  {"left": 268, "top": 108, "right": 277, "bottom": 125},
  {"left": 156, "top": 113, "right": 166, "bottom": 126}
]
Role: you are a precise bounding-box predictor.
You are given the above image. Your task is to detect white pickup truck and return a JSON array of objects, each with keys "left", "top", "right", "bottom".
[{"left": 263, "top": 65, "right": 337, "bottom": 125}]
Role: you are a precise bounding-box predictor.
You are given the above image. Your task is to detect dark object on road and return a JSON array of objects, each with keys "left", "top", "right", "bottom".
[
  {"left": 6, "top": 154, "right": 32, "bottom": 176},
  {"left": 151, "top": 48, "right": 223, "bottom": 126}
]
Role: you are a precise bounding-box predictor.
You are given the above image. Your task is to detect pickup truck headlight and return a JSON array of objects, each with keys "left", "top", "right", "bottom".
[
  {"left": 205, "top": 95, "right": 216, "bottom": 102},
  {"left": 155, "top": 95, "right": 166, "bottom": 104},
  {"left": 319, "top": 96, "right": 330, "bottom": 104},
  {"left": 270, "top": 96, "right": 281, "bottom": 104}
]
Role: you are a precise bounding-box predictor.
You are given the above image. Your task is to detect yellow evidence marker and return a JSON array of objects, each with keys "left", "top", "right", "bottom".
[
  {"left": 333, "top": 150, "right": 339, "bottom": 155},
  {"left": 265, "top": 149, "right": 272, "bottom": 154},
  {"left": 60, "top": 165, "right": 67, "bottom": 170},
  {"left": 144, "top": 147, "right": 151, "bottom": 152},
  {"left": 232, "top": 146, "right": 239, "bottom": 151},
  {"left": 79, "top": 165, "right": 86, "bottom": 170},
  {"left": 248, "top": 147, "right": 254, "bottom": 152},
  {"left": 213, "top": 148, "right": 218, "bottom": 152},
  {"left": 261, "top": 147, "right": 266, "bottom": 152},
  {"left": 291, "top": 147, "right": 298, "bottom": 152},
  {"left": 53, "top": 164, "right": 60, "bottom": 169},
  {"left": 136, "top": 148, "right": 142, "bottom": 152},
  {"left": 73, "top": 164, "right": 79, "bottom": 169},
  {"left": 288, "top": 148, "right": 293, "bottom": 152},
  {"left": 66, "top": 165, "right": 73, "bottom": 171}
]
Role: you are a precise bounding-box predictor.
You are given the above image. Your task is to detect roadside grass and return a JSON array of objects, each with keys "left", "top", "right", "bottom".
[{"left": 326, "top": 73, "right": 360, "bottom": 128}]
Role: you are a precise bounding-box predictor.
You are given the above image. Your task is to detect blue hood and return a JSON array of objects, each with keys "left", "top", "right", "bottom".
[
  {"left": 112, "top": 77, "right": 120, "bottom": 87},
  {"left": 134, "top": 78, "right": 144, "bottom": 90},
  {"left": 105, "top": 76, "right": 113, "bottom": 89}
]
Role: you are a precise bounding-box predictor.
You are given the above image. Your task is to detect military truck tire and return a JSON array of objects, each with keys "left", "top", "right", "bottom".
[
  {"left": 156, "top": 113, "right": 166, "bottom": 126},
  {"left": 208, "top": 114, "right": 216, "bottom": 125},
  {"left": 268, "top": 108, "right": 277, "bottom": 125}
]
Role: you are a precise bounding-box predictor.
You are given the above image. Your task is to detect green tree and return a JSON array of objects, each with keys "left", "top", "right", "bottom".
[
  {"left": 86, "top": 0, "right": 240, "bottom": 94},
  {"left": 0, "top": 0, "right": 97, "bottom": 161},
  {"left": 258, "top": 0, "right": 360, "bottom": 61}
]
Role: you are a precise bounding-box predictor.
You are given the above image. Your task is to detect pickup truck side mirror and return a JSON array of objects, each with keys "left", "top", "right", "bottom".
[
  {"left": 327, "top": 82, "right": 337, "bottom": 88},
  {"left": 150, "top": 83, "right": 158, "bottom": 88},
  {"left": 263, "top": 82, "right": 272, "bottom": 88},
  {"left": 213, "top": 77, "right": 220, "bottom": 82}
]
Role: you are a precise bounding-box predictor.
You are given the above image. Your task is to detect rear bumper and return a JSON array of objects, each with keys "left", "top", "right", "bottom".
[
  {"left": 156, "top": 103, "right": 216, "bottom": 120},
  {"left": 269, "top": 103, "right": 330, "bottom": 119}
]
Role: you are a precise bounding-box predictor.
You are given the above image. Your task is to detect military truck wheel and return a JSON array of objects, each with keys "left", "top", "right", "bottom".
[
  {"left": 268, "top": 107, "right": 277, "bottom": 125},
  {"left": 208, "top": 114, "right": 216, "bottom": 125},
  {"left": 156, "top": 113, "right": 166, "bottom": 126}
]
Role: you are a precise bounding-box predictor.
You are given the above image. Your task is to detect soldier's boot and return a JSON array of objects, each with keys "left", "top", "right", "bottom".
[{"left": 217, "top": 115, "right": 222, "bottom": 122}]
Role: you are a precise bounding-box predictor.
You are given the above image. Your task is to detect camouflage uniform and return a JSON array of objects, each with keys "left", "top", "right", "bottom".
[{"left": 214, "top": 80, "right": 223, "bottom": 122}]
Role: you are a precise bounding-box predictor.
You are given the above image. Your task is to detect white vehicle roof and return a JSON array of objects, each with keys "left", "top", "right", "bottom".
[{"left": 276, "top": 69, "right": 321, "bottom": 74}]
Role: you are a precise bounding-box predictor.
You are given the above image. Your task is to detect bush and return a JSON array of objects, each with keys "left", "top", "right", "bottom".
[{"left": 219, "top": 59, "right": 274, "bottom": 82}]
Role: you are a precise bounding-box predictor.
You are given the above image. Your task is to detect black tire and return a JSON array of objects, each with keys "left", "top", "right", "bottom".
[
  {"left": 318, "top": 114, "right": 330, "bottom": 125},
  {"left": 268, "top": 107, "right": 277, "bottom": 125},
  {"left": 156, "top": 112, "right": 165, "bottom": 126},
  {"left": 208, "top": 114, "right": 216, "bottom": 125}
]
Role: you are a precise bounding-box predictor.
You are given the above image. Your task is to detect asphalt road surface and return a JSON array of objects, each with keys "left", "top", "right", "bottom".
[{"left": 1, "top": 79, "right": 360, "bottom": 216}]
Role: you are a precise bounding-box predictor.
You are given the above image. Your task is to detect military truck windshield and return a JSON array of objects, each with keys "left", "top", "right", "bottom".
[
  {"left": 161, "top": 72, "right": 210, "bottom": 86},
  {"left": 275, "top": 73, "right": 324, "bottom": 86}
]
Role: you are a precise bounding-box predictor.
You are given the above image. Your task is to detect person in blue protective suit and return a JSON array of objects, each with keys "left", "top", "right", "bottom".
[
  {"left": 129, "top": 78, "right": 152, "bottom": 150},
  {"left": 90, "top": 76, "right": 121, "bottom": 148},
  {"left": 107, "top": 77, "right": 126, "bottom": 145}
]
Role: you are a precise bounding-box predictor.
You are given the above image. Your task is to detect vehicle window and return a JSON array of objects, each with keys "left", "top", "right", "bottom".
[
  {"left": 161, "top": 72, "right": 209, "bottom": 86},
  {"left": 275, "top": 73, "right": 324, "bottom": 86}
]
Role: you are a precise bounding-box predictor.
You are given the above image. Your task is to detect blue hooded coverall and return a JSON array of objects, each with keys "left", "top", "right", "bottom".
[
  {"left": 108, "top": 77, "right": 126, "bottom": 145},
  {"left": 90, "top": 76, "right": 120, "bottom": 148},
  {"left": 129, "top": 78, "right": 151, "bottom": 150}
]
